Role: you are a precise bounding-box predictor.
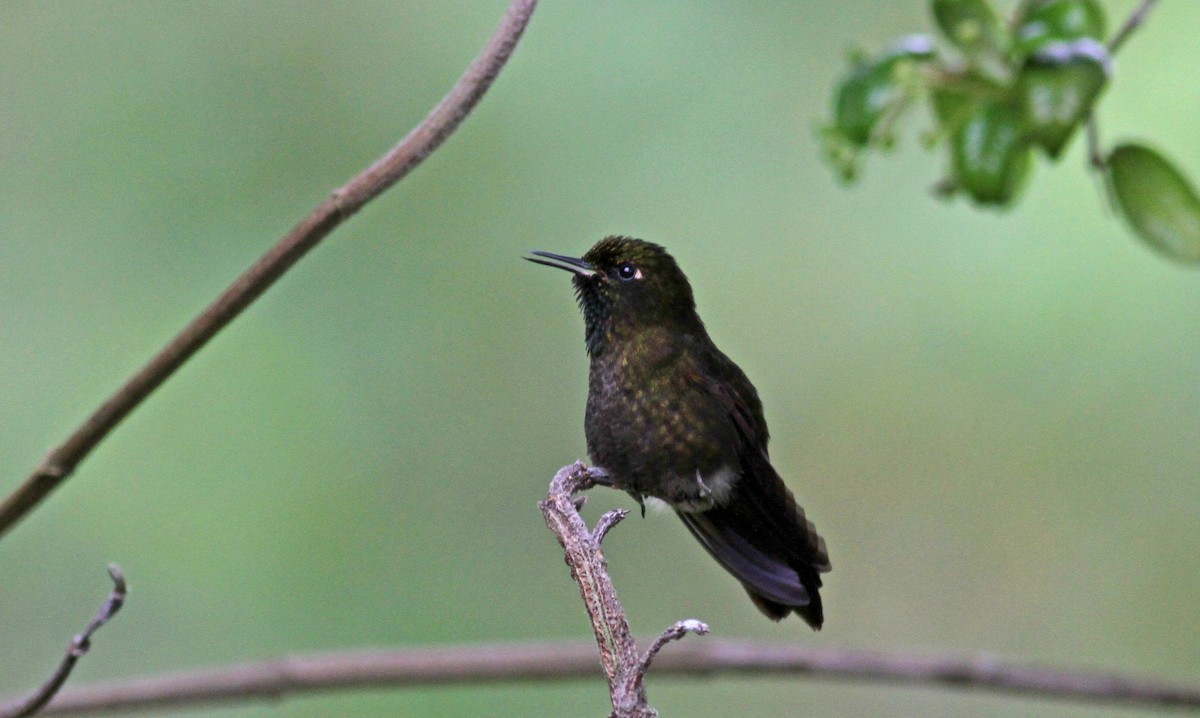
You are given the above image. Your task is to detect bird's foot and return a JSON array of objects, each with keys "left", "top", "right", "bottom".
[{"left": 586, "top": 466, "right": 614, "bottom": 486}]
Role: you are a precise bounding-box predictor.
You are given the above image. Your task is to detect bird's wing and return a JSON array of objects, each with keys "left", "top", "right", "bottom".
[
  {"left": 679, "top": 334, "right": 770, "bottom": 452},
  {"left": 676, "top": 334, "right": 830, "bottom": 626}
]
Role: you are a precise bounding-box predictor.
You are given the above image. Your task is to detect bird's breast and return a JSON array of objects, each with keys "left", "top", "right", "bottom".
[{"left": 584, "top": 340, "right": 740, "bottom": 503}]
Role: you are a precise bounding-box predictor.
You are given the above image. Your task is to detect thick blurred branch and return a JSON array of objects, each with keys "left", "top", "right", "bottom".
[
  {"left": 539, "top": 462, "right": 708, "bottom": 717},
  {"left": 0, "top": 566, "right": 127, "bottom": 718},
  {"left": 23, "top": 640, "right": 1200, "bottom": 716},
  {"left": 0, "top": 0, "right": 539, "bottom": 541}
]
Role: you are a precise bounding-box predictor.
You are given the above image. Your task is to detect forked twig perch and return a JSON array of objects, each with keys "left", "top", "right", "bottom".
[{"left": 539, "top": 462, "right": 709, "bottom": 717}]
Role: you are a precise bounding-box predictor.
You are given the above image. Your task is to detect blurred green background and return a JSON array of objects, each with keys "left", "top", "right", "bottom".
[{"left": 2, "top": 2, "right": 1198, "bottom": 716}]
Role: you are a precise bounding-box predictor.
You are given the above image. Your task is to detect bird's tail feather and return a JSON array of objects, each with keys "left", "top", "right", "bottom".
[{"left": 676, "top": 463, "right": 829, "bottom": 628}]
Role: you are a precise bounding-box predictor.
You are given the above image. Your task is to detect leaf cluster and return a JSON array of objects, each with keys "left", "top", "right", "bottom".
[{"left": 821, "top": 0, "right": 1200, "bottom": 263}]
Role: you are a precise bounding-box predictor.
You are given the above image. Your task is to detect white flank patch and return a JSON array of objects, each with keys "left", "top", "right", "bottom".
[
  {"left": 700, "top": 464, "right": 738, "bottom": 505},
  {"left": 642, "top": 496, "right": 672, "bottom": 514}
]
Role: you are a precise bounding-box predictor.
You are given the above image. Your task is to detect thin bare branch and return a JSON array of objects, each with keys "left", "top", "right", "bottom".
[
  {"left": 1084, "top": 0, "right": 1160, "bottom": 188},
  {"left": 20, "top": 640, "right": 1200, "bottom": 716},
  {"left": 1086, "top": 114, "right": 1105, "bottom": 170},
  {"left": 1108, "top": 0, "right": 1159, "bottom": 54},
  {"left": 0, "top": 0, "right": 539, "bottom": 541},
  {"left": 1, "top": 566, "right": 127, "bottom": 718}
]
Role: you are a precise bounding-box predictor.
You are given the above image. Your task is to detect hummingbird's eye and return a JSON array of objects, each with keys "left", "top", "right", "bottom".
[{"left": 615, "top": 263, "right": 639, "bottom": 281}]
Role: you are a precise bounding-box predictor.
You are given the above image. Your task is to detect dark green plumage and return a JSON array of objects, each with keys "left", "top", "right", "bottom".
[{"left": 527, "top": 236, "right": 830, "bottom": 628}]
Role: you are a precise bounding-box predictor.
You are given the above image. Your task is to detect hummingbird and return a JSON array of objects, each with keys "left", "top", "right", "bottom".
[{"left": 527, "top": 236, "right": 830, "bottom": 628}]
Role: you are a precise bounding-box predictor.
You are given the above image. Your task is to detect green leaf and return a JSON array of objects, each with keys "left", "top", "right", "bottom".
[
  {"left": 931, "top": 0, "right": 1008, "bottom": 57},
  {"left": 833, "top": 67, "right": 902, "bottom": 147},
  {"left": 819, "top": 126, "right": 863, "bottom": 182},
  {"left": 931, "top": 85, "right": 981, "bottom": 129},
  {"left": 927, "top": 70, "right": 1006, "bottom": 136},
  {"left": 951, "top": 102, "right": 1031, "bottom": 205},
  {"left": 831, "top": 36, "right": 936, "bottom": 148},
  {"left": 1014, "top": 0, "right": 1106, "bottom": 55},
  {"left": 1108, "top": 144, "right": 1200, "bottom": 263},
  {"left": 1016, "top": 40, "right": 1109, "bottom": 157}
]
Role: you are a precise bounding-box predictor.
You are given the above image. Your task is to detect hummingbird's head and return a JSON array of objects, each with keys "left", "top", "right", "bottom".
[{"left": 526, "top": 235, "right": 702, "bottom": 354}]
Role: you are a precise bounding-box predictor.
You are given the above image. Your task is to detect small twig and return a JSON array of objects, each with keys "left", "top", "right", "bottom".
[
  {"left": 0, "top": 565, "right": 128, "bottom": 718},
  {"left": 1108, "top": 0, "right": 1159, "bottom": 54},
  {"left": 0, "top": 0, "right": 539, "bottom": 542},
  {"left": 17, "top": 640, "right": 1200, "bottom": 716},
  {"left": 1085, "top": 114, "right": 1123, "bottom": 214},
  {"left": 632, "top": 620, "right": 709, "bottom": 696},
  {"left": 1086, "top": 114, "right": 1106, "bottom": 171},
  {"left": 592, "top": 508, "right": 628, "bottom": 545},
  {"left": 1084, "top": 0, "right": 1160, "bottom": 180}
]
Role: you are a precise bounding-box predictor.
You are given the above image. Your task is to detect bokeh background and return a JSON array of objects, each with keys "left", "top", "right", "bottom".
[{"left": 2, "top": 2, "right": 1198, "bottom": 716}]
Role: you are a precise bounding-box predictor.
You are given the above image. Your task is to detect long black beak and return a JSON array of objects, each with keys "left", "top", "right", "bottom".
[{"left": 524, "top": 250, "right": 597, "bottom": 277}]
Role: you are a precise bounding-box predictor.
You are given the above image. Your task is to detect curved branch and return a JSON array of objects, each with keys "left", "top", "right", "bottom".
[
  {"left": 0, "top": 0, "right": 539, "bottom": 540},
  {"left": 1, "top": 566, "right": 127, "bottom": 718},
  {"left": 23, "top": 641, "right": 1200, "bottom": 716}
]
